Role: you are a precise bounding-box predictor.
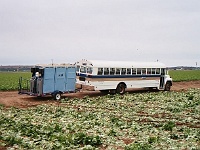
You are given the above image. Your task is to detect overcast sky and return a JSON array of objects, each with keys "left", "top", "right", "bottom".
[{"left": 0, "top": 0, "right": 200, "bottom": 66}]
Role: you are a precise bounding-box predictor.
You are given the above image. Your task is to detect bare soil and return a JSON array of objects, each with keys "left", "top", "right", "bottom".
[{"left": 0, "top": 81, "right": 200, "bottom": 109}]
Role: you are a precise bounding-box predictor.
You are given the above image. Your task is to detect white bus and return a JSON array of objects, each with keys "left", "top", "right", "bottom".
[{"left": 75, "top": 59, "right": 172, "bottom": 94}]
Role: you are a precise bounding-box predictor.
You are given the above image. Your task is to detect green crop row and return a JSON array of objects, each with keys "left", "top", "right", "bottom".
[
  {"left": 0, "top": 72, "right": 31, "bottom": 91},
  {"left": 168, "top": 70, "right": 200, "bottom": 82},
  {"left": 1, "top": 89, "right": 200, "bottom": 149}
]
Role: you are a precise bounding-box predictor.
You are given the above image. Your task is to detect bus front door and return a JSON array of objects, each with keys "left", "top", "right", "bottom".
[
  {"left": 160, "top": 69, "right": 166, "bottom": 89},
  {"left": 160, "top": 76, "right": 165, "bottom": 89}
]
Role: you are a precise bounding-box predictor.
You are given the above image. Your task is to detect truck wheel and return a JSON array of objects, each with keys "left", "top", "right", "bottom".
[
  {"left": 164, "top": 82, "right": 171, "bottom": 91},
  {"left": 116, "top": 83, "right": 126, "bottom": 94},
  {"left": 53, "top": 92, "right": 61, "bottom": 100}
]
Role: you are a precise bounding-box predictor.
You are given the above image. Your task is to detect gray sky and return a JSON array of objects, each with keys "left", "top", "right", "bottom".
[{"left": 0, "top": 0, "right": 200, "bottom": 66}]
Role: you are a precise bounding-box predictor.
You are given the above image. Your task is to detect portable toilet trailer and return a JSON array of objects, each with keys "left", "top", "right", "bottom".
[{"left": 19, "top": 64, "right": 76, "bottom": 100}]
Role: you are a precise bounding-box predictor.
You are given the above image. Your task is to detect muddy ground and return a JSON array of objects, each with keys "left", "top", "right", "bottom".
[{"left": 0, "top": 80, "right": 200, "bottom": 108}]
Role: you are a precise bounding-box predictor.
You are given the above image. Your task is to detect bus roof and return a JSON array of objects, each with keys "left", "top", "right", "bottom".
[{"left": 75, "top": 60, "right": 166, "bottom": 68}]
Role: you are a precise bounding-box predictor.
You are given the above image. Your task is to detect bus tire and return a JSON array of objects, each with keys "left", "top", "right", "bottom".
[
  {"left": 164, "top": 82, "right": 171, "bottom": 91},
  {"left": 53, "top": 92, "right": 62, "bottom": 100},
  {"left": 116, "top": 83, "right": 126, "bottom": 94}
]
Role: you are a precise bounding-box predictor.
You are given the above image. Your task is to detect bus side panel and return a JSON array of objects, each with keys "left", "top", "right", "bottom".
[
  {"left": 86, "top": 77, "right": 160, "bottom": 90},
  {"left": 43, "top": 68, "right": 55, "bottom": 93},
  {"left": 126, "top": 80, "right": 159, "bottom": 88},
  {"left": 90, "top": 81, "right": 117, "bottom": 90},
  {"left": 66, "top": 67, "right": 76, "bottom": 92},
  {"left": 91, "top": 80, "right": 159, "bottom": 90}
]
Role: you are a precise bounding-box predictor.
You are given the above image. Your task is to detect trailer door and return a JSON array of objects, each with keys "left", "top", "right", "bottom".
[
  {"left": 43, "top": 67, "right": 55, "bottom": 93},
  {"left": 66, "top": 67, "right": 76, "bottom": 91},
  {"left": 55, "top": 67, "right": 66, "bottom": 92}
]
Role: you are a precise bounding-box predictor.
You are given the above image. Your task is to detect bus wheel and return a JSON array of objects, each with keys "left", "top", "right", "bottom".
[
  {"left": 53, "top": 92, "right": 61, "bottom": 100},
  {"left": 164, "top": 82, "right": 171, "bottom": 91},
  {"left": 116, "top": 83, "right": 126, "bottom": 94}
]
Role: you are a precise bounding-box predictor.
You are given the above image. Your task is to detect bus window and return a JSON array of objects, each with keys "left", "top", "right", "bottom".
[
  {"left": 87, "top": 67, "right": 93, "bottom": 74},
  {"left": 161, "top": 68, "right": 165, "bottom": 75},
  {"left": 116, "top": 68, "right": 121, "bottom": 75},
  {"left": 127, "top": 68, "right": 131, "bottom": 75},
  {"left": 137, "top": 68, "right": 142, "bottom": 75},
  {"left": 147, "top": 68, "right": 151, "bottom": 74},
  {"left": 152, "top": 68, "right": 156, "bottom": 74},
  {"left": 156, "top": 68, "right": 160, "bottom": 74},
  {"left": 142, "top": 68, "right": 146, "bottom": 74},
  {"left": 132, "top": 68, "right": 136, "bottom": 75},
  {"left": 110, "top": 68, "right": 115, "bottom": 75},
  {"left": 104, "top": 68, "right": 109, "bottom": 75},
  {"left": 76, "top": 65, "right": 80, "bottom": 72},
  {"left": 121, "top": 68, "right": 126, "bottom": 75},
  {"left": 98, "top": 68, "right": 103, "bottom": 75},
  {"left": 80, "top": 66, "right": 86, "bottom": 73}
]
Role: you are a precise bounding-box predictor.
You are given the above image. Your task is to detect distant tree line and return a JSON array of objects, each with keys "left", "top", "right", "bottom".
[
  {"left": 168, "top": 66, "right": 200, "bottom": 70},
  {"left": 0, "top": 65, "right": 33, "bottom": 72}
]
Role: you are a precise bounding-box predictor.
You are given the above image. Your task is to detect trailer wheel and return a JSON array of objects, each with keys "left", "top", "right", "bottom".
[
  {"left": 164, "top": 82, "right": 171, "bottom": 91},
  {"left": 116, "top": 83, "right": 126, "bottom": 94},
  {"left": 53, "top": 92, "right": 61, "bottom": 100}
]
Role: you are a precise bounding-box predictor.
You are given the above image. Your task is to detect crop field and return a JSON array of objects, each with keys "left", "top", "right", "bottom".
[
  {"left": 0, "top": 70, "right": 200, "bottom": 149},
  {"left": 1, "top": 89, "right": 200, "bottom": 149},
  {"left": 169, "top": 70, "right": 200, "bottom": 82},
  {"left": 0, "top": 72, "right": 31, "bottom": 91}
]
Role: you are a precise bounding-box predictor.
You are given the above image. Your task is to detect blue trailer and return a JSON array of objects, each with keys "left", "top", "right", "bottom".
[{"left": 19, "top": 65, "right": 76, "bottom": 100}]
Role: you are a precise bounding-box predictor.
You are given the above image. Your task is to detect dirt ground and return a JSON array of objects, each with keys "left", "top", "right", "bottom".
[{"left": 0, "top": 80, "right": 200, "bottom": 109}]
